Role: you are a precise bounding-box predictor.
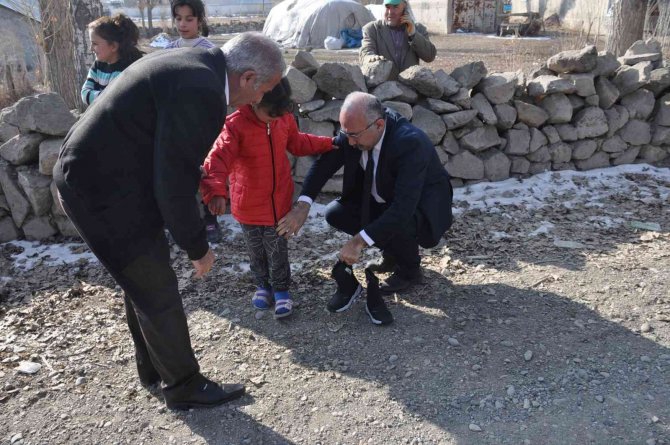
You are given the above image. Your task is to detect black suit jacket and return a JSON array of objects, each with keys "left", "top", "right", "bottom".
[
  {"left": 301, "top": 109, "right": 453, "bottom": 248},
  {"left": 54, "top": 47, "right": 228, "bottom": 269}
]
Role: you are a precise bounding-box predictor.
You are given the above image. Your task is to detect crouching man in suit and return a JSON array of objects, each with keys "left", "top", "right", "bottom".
[{"left": 277, "top": 92, "right": 453, "bottom": 323}]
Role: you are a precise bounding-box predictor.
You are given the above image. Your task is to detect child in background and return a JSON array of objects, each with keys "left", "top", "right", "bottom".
[
  {"left": 200, "top": 78, "right": 336, "bottom": 319},
  {"left": 166, "top": 0, "right": 215, "bottom": 49},
  {"left": 82, "top": 14, "right": 142, "bottom": 106}
]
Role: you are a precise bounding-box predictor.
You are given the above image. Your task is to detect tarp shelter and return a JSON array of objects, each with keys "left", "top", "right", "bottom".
[{"left": 263, "top": 0, "right": 375, "bottom": 49}]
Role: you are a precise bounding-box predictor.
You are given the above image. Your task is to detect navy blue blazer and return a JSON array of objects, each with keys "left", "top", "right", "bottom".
[{"left": 300, "top": 109, "right": 453, "bottom": 248}]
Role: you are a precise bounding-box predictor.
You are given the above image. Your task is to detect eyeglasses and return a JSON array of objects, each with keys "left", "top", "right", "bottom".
[{"left": 339, "top": 120, "right": 377, "bottom": 140}]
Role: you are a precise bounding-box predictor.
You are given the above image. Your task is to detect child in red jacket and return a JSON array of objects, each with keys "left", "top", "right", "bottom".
[{"left": 200, "top": 78, "right": 335, "bottom": 318}]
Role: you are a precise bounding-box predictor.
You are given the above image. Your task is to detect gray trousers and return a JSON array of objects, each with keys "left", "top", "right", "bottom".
[{"left": 241, "top": 224, "right": 291, "bottom": 292}]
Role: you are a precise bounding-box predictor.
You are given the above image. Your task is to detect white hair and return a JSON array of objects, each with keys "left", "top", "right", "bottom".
[{"left": 222, "top": 32, "right": 285, "bottom": 85}]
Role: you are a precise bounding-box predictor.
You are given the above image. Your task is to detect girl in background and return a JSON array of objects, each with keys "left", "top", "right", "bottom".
[
  {"left": 82, "top": 14, "right": 142, "bottom": 106},
  {"left": 166, "top": 0, "right": 215, "bottom": 49}
]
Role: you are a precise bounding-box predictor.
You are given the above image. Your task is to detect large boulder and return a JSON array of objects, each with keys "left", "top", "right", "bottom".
[
  {"left": 459, "top": 126, "right": 504, "bottom": 152},
  {"left": 17, "top": 167, "right": 52, "bottom": 216},
  {"left": 611, "top": 146, "right": 641, "bottom": 166},
  {"left": 571, "top": 139, "right": 598, "bottom": 160},
  {"left": 0, "top": 122, "right": 19, "bottom": 144},
  {"left": 527, "top": 145, "right": 551, "bottom": 163},
  {"left": 639, "top": 145, "right": 669, "bottom": 162},
  {"left": 542, "top": 125, "right": 561, "bottom": 144},
  {"left": 0, "top": 93, "right": 76, "bottom": 136},
  {"left": 0, "top": 217, "right": 20, "bottom": 243},
  {"left": 398, "top": 66, "right": 443, "bottom": 98},
  {"left": 291, "top": 50, "right": 320, "bottom": 77},
  {"left": 548, "top": 142, "right": 572, "bottom": 163},
  {"left": 655, "top": 93, "right": 670, "bottom": 126},
  {"left": 555, "top": 124, "right": 579, "bottom": 141},
  {"left": 371, "top": 81, "right": 403, "bottom": 102},
  {"left": 0, "top": 133, "right": 45, "bottom": 165},
  {"left": 612, "top": 61, "right": 653, "bottom": 96},
  {"left": 644, "top": 67, "right": 670, "bottom": 97},
  {"left": 382, "top": 101, "right": 413, "bottom": 120},
  {"left": 434, "top": 70, "right": 461, "bottom": 97},
  {"left": 445, "top": 150, "right": 485, "bottom": 180},
  {"left": 308, "top": 100, "right": 343, "bottom": 122},
  {"left": 620, "top": 88, "right": 655, "bottom": 120},
  {"left": 494, "top": 104, "right": 517, "bottom": 130},
  {"left": 529, "top": 127, "right": 548, "bottom": 152},
  {"left": 601, "top": 135, "right": 628, "bottom": 153},
  {"left": 22, "top": 216, "right": 58, "bottom": 240},
  {"left": 559, "top": 73, "right": 596, "bottom": 97},
  {"left": 573, "top": 107, "right": 609, "bottom": 139},
  {"left": 605, "top": 105, "right": 630, "bottom": 137},
  {"left": 575, "top": 151, "right": 610, "bottom": 170},
  {"left": 621, "top": 39, "right": 662, "bottom": 65},
  {"left": 482, "top": 150, "right": 511, "bottom": 181},
  {"left": 651, "top": 124, "right": 670, "bottom": 145},
  {"left": 298, "top": 118, "right": 335, "bottom": 137},
  {"left": 595, "top": 76, "right": 620, "bottom": 109},
  {"left": 395, "top": 83, "right": 420, "bottom": 104},
  {"left": 441, "top": 131, "right": 460, "bottom": 155},
  {"left": 0, "top": 161, "right": 31, "bottom": 227},
  {"left": 514, "top": 100, "right": 548, "bottom": 127},
  {"left": 298, "top": 100, "right": 325, "bottom": 114},
  {"left": 411, "top": 106, "right": 446, "bottom": 145},
  {"left": 541, "top": 93, "right": 573, "bottom": 124},
  {"left": 591, "top": 51, "right": 621, "bottom": 77},
  {"left": 313, "top": 63, "right": 367, "bottom": 99},
  {"left": 504, "top": 128, "right": 531, "bottom": 155},
  {"left": 361, "top": 60, "right": 393, "bottom": 88},
  {"left": 450, "top": 61, "right": 487, "bottom": 89},
  {"left": 546, "top": 45, "right": 598, "bottom": 74},
  {"left": 471, "top": 93, "right": 497, "bottom": 125},
  {"left": 527, "top": 75, "right": 578, "bottom": 97},
  {"left": 618, "top": 120, "right": 652, "bottom": 146},
  {"left": 422, "top": 98, "right": 460, "bottom": 114},
  {"left": 450, "top": 88, "right": 472, "bottom": 109},
  {"left": 285, "top": 66, "right": 317, "bottom": 104},
  {"left": 442, "top": 110, "right": 478, "bottom": 130},
  {"left": 510, "top": 156, "right": 531, "bottom": 174},
  {"left": 476, "top": 72, "right": 519, "bottom": 105}
]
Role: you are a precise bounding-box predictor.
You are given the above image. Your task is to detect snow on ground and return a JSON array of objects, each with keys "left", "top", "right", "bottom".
[{"left": 3, "top": 164, "right": 669, "bottom": 271}]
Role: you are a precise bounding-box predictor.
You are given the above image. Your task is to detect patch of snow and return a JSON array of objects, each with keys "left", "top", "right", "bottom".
[
  {"left": 5, "top": 241, "right": 97, "bottom": 271},
  {"left": 529, "top": 221, "right": 555, "bottom": 237}
]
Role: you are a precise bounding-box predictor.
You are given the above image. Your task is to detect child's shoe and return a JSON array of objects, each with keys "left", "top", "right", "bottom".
[
  {"left": 252, "top": 286, "right": 273, "bottom": 310},
  {"left": 273, "top": 290, "right": 293, "bottom": 319}
]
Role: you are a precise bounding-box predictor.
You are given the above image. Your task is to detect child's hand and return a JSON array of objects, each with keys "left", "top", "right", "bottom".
[{"left": 208, "top": 196, "right": 227, "bottom": 215}]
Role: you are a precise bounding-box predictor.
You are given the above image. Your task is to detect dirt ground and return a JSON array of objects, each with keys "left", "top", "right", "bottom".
[{"left": 1, "top": 163, "right": 669, "bottom": 445}]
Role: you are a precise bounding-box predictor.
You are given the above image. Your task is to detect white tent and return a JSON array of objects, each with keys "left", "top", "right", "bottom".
[{"left": 263, "top": 0, "right": 375, "bottom": 49}]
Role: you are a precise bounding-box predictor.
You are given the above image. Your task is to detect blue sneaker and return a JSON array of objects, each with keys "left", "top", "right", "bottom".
[
  {"left": 273, "top": 290, "right": 293, "bottom": 319},
  {"left": 252, "top": 287, "right": 273, "bottom": 310}
]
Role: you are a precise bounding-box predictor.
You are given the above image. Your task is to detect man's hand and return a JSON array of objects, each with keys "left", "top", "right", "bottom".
[
  {"left": 366, "top": 55, "right": 387, "bottom": 63},
  {"left": 192, "top": 248, "right": 215, "bottom": 279},
  {"left": 339, "top": 234, "right": 367, "bottom": 265},
  {"left": 208, "top": 196, "right": 227, "bottom": 215},
  {"left": 277, "top": 201, "right": 310, "bottom": 239},
  {"left": 400, "top": 15, "right": 416, "bottom": 36}
]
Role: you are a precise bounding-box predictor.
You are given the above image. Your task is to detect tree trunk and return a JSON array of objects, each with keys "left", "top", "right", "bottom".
[
  {"left": 38, "top": 0, "right": 103, "bottom": 110},
  {"left": 147, "top": 6, "right": 154, "bottom": 32},
  {"left": 606, "top": 0, "right": 647, "bottom": 56}
]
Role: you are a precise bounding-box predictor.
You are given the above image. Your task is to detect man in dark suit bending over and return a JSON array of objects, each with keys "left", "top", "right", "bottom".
[{"left": 277, "top": 92, "right": 453, "bottom": 320}]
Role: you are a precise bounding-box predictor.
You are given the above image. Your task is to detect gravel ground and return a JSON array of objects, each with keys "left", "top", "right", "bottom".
[{"left": 1, "top": 164, "right": 669, "bottom": 445}]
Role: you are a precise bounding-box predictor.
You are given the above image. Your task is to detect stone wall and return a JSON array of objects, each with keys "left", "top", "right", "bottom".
[
  {"left": 287, "top": 39, "right": 669, "bottom": 190},
  {"left": 1, "top": 39, "right": 669, "bottom": 242}
]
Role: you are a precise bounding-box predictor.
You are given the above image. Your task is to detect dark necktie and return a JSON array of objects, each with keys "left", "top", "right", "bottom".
[{"left": 361, "top": 154, "right": 374, "bottom": 227}]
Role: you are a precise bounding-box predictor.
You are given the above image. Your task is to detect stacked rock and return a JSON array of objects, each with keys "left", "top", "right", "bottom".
[
  {"left": 287, "top": 39, "right": 669, "bottom": 188},
  {"left": 0, "top": 93, "right": 77, "bottom": 242}
]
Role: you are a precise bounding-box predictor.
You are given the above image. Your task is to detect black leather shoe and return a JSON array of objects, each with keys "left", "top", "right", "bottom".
[
  {"left": 379, "top": 270, "right": 422, "bottom": 294},
  {"left": 366, "top": 254, "right": 397, "bottom": 273},
  {"left": 136, "top": 354, "right": 161, "bottom": 387},
  {"left": 365, "top": 268, "right": 393, "bottom": 325},
  {"left": 328, "top": 261, "right": 362, "bottom": 313},
  {"left": 163, "top": 373, "right": 245, "bottom": 410}
]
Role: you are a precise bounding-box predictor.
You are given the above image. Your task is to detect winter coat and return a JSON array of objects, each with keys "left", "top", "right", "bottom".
[{"left": 200, "top": 105, "right": 333, "bottom": 226}]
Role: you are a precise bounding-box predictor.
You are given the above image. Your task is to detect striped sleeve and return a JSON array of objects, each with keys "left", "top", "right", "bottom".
[
  {"left": 81, "top": 67, "right": 102, "bottom": 106},
  {"left": 194, "top": 37, "right": 216, "bottom": 49}
]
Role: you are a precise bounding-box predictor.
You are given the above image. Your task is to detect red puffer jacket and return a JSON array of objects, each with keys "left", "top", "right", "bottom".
[{"left": 200, "top": 105, "right": 333, "bottom": 226}]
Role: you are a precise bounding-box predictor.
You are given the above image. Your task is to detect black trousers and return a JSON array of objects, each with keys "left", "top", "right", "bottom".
[
  {"left": 325, "top": 199, "right": 421, "bottom": 276},
  {"left": 57, "top": 193, "right": 199, "bottom": 389}
]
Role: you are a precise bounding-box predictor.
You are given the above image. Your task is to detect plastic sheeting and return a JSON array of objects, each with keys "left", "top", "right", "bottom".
[{"left": 263, "top": 0, "right": 375, "bottom": 49}]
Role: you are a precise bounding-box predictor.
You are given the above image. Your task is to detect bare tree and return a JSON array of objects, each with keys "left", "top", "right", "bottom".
[
  {"left": 38, "top": 0, "right": 103, "bottom": 109},
  {"left": 146, "top": 0, "right": 160, "bottom": 32},
  {"left": 606, "top": 0, "right": 648, "bottom": 56}
]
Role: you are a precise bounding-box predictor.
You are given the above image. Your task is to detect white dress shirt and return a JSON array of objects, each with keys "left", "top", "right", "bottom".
[{"left": 298, "top": 127, "right": 386, "bottom": 246}]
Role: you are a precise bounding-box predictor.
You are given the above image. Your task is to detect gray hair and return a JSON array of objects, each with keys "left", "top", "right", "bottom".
[
  {"left": 341, "top": 92, "right": 384, "bottom": 122},
  {"left": 222, "top": 32, "right": 286, "bottom": 85}
]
